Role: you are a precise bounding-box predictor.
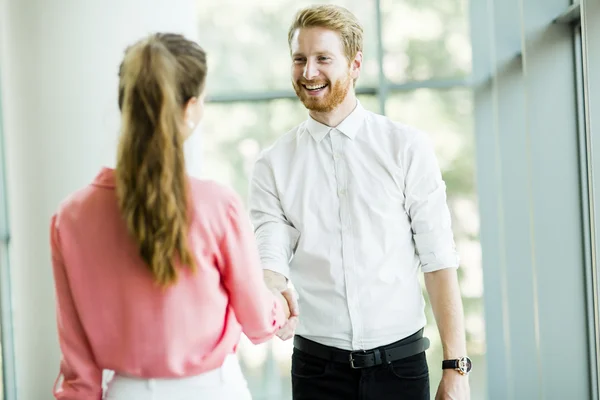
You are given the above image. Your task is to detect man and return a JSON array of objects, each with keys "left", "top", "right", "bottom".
[{"left": 249, "top": 5, "right": 471, "bottom": 400}]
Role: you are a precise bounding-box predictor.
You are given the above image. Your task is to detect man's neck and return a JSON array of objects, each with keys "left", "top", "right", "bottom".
[{"left": 309, "top": 93, "right": 358, "bottom": 128}]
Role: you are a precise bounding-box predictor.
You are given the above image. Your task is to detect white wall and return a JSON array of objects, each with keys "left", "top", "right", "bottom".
[{"left": 0, "top": 0, "right": 200, "bottom": 398}]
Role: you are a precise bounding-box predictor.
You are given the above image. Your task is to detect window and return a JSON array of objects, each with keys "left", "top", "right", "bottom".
[
  {"left": 197, "top": 0, "right": 378, "bottom": 93},
  {"left": 381, "top": 0, "right": 471, "bottom": 82}
]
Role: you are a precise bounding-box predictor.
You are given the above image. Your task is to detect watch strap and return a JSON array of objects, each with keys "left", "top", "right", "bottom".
[
  {"left": 442, "top": 359, "right": 459, "bottom": 369},
  {"left": 442, "top": 356, "right": 472, "bottom": 375}
]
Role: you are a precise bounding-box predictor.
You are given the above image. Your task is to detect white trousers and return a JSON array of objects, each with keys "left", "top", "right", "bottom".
[{"left": 104, "top": 355, "right": 252, "bottom": 400}]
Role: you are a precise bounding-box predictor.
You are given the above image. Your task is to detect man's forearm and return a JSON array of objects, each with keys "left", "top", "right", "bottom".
[
  {"left": 424, "top": 268, "right": 467, "bottom": 359},
  {"left": 263, "top": 269, "right": 288, "bottom": 291}
]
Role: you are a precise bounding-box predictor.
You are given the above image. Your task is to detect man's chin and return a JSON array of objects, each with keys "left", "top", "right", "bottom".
[{"left": 300, "top": 98, "right": 329, "bottom": 112}]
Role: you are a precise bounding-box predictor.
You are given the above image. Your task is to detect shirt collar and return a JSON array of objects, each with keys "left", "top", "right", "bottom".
[
  {"left": 92, "top": 167, "right": 116, "bottom": 188},
  {"left": 306, "top": 100, "right": 366, "bottom": 143}
]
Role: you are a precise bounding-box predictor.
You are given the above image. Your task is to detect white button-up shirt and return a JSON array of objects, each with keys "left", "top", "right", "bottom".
[{"left": 249, "top": 101, "right": 459, "bottom": 351}]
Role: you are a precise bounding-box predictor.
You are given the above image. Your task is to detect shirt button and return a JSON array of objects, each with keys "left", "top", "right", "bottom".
[
  {"left": 333, "top": 153, "right": 341, "bottom": 160},
  {"left": 338, "top": 189, "right": 346, "bottom": 196}
]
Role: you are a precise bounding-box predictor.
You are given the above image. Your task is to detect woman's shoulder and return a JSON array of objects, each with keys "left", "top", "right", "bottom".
[
  {"left": 188, "top": 177, "right": 240, "bottom": 201},
  {"left": 187, "top": 178, "right": 245, "bottom": 214}
]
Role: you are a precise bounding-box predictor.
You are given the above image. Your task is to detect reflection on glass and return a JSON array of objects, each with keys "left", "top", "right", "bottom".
[
  {"left": 197, "top": 0, "right": 379, "bottom": 94},
  {"left": 200, "top": 89, "right": 485, "bottom": 399},
  {"left": 381, "top": 0, "right": 472, "bottom": 82}
]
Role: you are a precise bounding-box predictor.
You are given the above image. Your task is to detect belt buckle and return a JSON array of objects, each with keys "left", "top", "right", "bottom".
[
  {"left": 349, "top": 351, "right": 367, "bottom": 369},
  {"left": 349, "top": 353, "right": 357, "bottom": 369}
]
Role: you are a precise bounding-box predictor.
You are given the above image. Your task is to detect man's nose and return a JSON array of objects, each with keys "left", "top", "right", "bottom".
[{"left": 303, "top": 60, "right": 319, "bottom": 80}]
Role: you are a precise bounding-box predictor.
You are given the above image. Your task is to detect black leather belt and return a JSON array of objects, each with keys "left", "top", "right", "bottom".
[{"left": 293, "top": 329, "right": 430, "bottom": 369}]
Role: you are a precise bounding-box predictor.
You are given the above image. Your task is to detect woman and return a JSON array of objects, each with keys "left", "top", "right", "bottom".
[{"left": 50, "top": 33, "right": 290, "bottom": 399}]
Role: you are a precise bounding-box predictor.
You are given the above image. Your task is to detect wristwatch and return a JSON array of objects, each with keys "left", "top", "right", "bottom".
[{"left": 442, "top": 356, "right": 472, "bottom": 375}]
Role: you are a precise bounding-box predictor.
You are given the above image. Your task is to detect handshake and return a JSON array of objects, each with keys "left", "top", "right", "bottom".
[{"left": 266, "top": 270, "right": 299, "bottom": 341}]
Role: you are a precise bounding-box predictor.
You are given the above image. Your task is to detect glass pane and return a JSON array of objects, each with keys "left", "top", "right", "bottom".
[
  {"left": 357, "top": 94, "right": 380, "bottom": 113},
  {"left": 200, "top": 99, "right": 307, "bottom": 198},
  {"left": 386, "top": 88, "right": 486, "bottom": 399},
  {"left": 381, "top": 0, "right": 472, "bottom": 82},
  {"left": 197, "top": 0, "right": 379, "bottom": 94}
]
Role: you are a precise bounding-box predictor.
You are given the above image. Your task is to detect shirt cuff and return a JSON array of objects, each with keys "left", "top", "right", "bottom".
[{"left": 420, "top": 249, "right": 460, "bottom": 273}]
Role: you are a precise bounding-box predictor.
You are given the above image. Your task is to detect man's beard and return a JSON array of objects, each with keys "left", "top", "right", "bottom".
[{"left": 293, "top": 72, "right": 352, "bottom": 113}]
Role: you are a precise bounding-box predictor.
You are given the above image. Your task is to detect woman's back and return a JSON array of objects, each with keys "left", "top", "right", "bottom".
[{"left": 51, "top": 167, "right": 285, "bottom": 396}]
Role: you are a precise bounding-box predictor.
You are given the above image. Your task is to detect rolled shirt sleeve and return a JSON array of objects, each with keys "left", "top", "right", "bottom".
[{"left": 403, "top": 131, "right": 460, "bottom": 273}]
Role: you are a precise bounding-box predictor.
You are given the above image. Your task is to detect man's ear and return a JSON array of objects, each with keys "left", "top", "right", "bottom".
[{"left": 351, "top": 51, "right": 363, "bottom": 81}]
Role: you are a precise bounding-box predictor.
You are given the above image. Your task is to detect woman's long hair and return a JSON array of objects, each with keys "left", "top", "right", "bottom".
[{"left": 115, "top": 33, "right": 207, "bottom": 287}]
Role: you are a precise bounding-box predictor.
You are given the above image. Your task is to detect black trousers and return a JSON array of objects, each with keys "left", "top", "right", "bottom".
[{"left": 291, "top": 338, "right": 430, "bottom": 400}]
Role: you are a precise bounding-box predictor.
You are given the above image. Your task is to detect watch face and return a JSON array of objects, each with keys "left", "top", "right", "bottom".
[{"left": 458, "top": 357, "right": 472, "bottom": 374}]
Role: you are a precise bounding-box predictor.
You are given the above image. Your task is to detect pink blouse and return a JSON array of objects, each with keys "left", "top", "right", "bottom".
[{"left": 50, "top": 167, "right": 285, "bottom": 399}]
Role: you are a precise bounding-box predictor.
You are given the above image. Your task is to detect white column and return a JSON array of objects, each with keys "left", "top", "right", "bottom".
[
  {"left": 0, "top": 0, "right": 199, "bottom": 398},
  {"left": 583, "top": 2, "right": 600, "bottom": 398}
]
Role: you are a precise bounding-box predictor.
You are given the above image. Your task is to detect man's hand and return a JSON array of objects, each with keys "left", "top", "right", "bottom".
[
  {"left": 435, "top": 370, "right": 470, "bottom": 400},
  {"left": 276, "top": 288, "right": 299, "bottom": 340},
  {"left": 271, "top": 288, "right": 292, "bottom": 319},
  {"left": 263, "top": 270, "right": 299, "bottom": 341}
]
